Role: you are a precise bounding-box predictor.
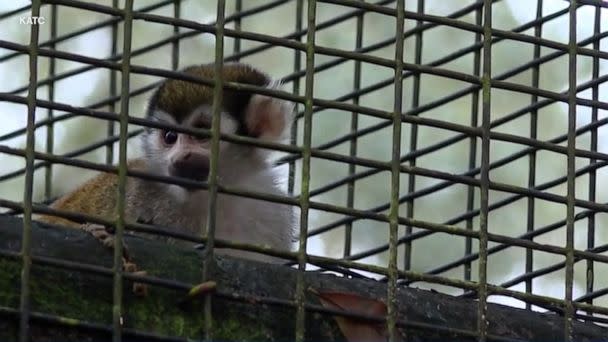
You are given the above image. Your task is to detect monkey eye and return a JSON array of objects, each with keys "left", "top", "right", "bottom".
[{"left": 162, "top": 130, "right": 178, "bottom": 145}]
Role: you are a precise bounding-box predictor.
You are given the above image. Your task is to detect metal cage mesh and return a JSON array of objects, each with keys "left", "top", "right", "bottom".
[{"left": 0, "top": 0, "right": 607, "bottom": 341}]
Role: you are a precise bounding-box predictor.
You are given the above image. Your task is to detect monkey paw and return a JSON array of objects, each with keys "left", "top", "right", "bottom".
[
  {"left": 81, "top": 223, "right": 148, "bottom": 297},
  {"left": 123, "top": 260, "right": 149, "bottom": 297},
  {"left": 82, "top": 223, "right": 116, "bottom": 249}
]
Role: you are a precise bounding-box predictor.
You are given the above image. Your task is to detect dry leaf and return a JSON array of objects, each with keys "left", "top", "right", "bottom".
[
  {"left": 178, "top": 280, "right": 217, "bottom": 307},
  {"left": 310, "top": 288, "right": 391, "bottom": 342},
  {"left": 187, "top": 281, "right": 217, "bottom": 298}
]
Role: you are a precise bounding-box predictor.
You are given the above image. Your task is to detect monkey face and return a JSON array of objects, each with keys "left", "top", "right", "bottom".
[
  {"left": 164, "top": 130, "right": 210, "bottom": 182},
  {"left": 141, "top": 63, "right": 294, "bottom": 194},
  {"left": 143, "top": 105, "right": 239, "bottom": 187}
]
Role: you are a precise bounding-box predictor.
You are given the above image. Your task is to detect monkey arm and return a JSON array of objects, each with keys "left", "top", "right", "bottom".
[
  {"left": 36, "top": 159, "right": 149, "bottom": 296},
  {"left": 36, "top": 159, "right": 149, "bottom": 226},
  {"left": 36, "top": 172, "right": 118, "bottom": 227}
]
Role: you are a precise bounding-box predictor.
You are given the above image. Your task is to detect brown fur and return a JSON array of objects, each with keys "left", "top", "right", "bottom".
[
  {"left": 37, "top": 63, "right": 296, "bottom": 264},
  {"left": 150, "top": 63, "right": 270, "bottom": 127},
  {"left": 37, "top": 159, "right": 146, "bottom": 228}
]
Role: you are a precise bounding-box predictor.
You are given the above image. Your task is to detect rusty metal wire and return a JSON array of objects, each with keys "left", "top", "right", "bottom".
[{"left": 0, "top": 0, "right": 607, "bottom": 341}]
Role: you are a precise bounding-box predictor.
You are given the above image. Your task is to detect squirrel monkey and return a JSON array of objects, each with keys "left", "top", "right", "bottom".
[{"left": 37, "top": 63, "right": 297, "bottom": 286}]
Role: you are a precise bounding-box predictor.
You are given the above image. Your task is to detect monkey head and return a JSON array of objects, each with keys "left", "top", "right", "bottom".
[{"left": 141, "top": 63, "right": 294, "bottom": 192}]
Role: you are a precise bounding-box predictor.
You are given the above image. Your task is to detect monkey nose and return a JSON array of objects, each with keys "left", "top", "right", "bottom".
[{"left": 170, "top": 153, "right": 210, "bottom": 182}]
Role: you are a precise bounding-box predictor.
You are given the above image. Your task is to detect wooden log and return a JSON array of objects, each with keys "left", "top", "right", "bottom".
[{"left": 0, "top": 215, "right": 606, "bottom": 341}]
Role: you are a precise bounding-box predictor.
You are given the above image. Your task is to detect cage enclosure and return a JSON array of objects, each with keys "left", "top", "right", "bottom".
[{"left": 0, "top": 0, "right": 607, "bottom": 341}]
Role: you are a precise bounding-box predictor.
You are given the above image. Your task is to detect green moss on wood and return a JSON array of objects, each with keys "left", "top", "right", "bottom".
[
  {"left": 2, "top": 216, "right": 608, "bottom": 342},
  {"left": 0, "top": 259, "right": 20, "bottom": 309}
]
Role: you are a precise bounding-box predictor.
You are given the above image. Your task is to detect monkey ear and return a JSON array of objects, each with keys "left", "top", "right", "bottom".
[{"left": 244, "top": 85, "right": 294, "bottom": 143}]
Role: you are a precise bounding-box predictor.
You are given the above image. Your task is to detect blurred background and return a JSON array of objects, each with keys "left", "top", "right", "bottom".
[{"left": 0, "top": 0, "right": 607, "bottom": 313}]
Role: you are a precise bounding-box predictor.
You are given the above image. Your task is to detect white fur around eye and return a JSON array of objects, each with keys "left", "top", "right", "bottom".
[
  {"left": 150, "top": 109, "right": 177, "bottom": 124},
  {"left": 188, "top": 105, "right": 238, "bottom": 135},
  {"left": 218, "top": 112, "right": 238, "bottom": 135}
]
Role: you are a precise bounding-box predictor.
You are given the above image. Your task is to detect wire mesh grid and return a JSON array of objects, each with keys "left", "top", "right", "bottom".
[{"left": 0, "top": 0, "right": 607, "bottom": 341}]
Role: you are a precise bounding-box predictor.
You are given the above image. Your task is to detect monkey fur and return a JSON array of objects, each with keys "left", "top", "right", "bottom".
[{"left": 37, "top": 63, "right": 297, "bottom": 267}]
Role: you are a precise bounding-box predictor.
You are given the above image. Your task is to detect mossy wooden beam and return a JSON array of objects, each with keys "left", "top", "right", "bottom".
[{"left": 0, "top": 215, "right": 606, "bottom": 341}]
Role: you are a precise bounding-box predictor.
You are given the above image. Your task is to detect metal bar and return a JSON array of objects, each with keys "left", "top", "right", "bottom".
[
  {"left": 478, "top": 0, "right": 492, "bottom": 340},
  {"left": 18, "top": 1, "right": 41, "bottom": 340},
  {"left": 464, "top": 3, "right": 482, "bottom": 283},
  {"left": 564, "top": 1, "right": 577, "bottom": 340},
  {"left": 585, "top": 2, "right": 601, "bottom": 315},
  {"left": 106, "top": 0, "right": 119, "bottom": 165},
  {"left": 571, "top": 0, "right": 608, "bottom": 8},
  {"left": 295, "top": 0, "right": 317, "bottom": 340},
  {"left": 44, "top": 3, "right": 58, "bottom": 201},
  {"left": 172, "top": 0, "right": 180, "bottom": 70},
  {"left": 387, "top": 1, "right": 404, "bottom": 340},
  {"left": 113, "top": 0, "right": 134, "bottom": 341},
  {"left": 202, "top": 1, "right": 226, "bottom": 339},
  {"left": 403, "top": 0, "right": 423, "bottom": 272},
  {"left": 288, "top": 0, "right": 304, "bottom": 197},
  {"left": 525, "top": 0, "right": 543, "bottom": 310},
  {"left": 343, "top": 0, "right": 364, "bottom": 258},
  {"left": 233, "top": 0, "right": 241, "bottom": 56},
  {"left": 0, "top": 4, "right": 31, "bottom": 20}
]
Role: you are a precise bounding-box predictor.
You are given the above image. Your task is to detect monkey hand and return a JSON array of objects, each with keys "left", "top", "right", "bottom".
[{"left": 81, "top": 223, "right": 148, "bottom": 297}]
